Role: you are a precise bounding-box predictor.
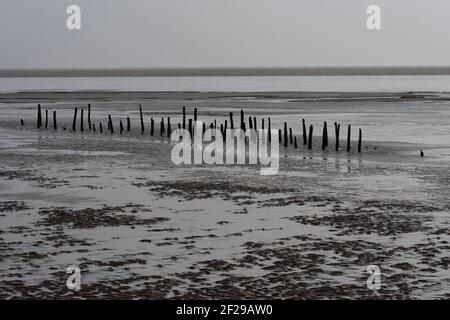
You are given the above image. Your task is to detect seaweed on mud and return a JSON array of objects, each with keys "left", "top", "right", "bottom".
[
  {"left": 37, "top": 205, "right": 168, "bottom": 229},
  {"left": 0, "top": 201, "right": 29, "bottom": 213},
  {"left": 287, "top": 212, "right": 432, "bottom": 236},
  {"left": 132, "top": 180, "right": 296, "bottom": 202}
]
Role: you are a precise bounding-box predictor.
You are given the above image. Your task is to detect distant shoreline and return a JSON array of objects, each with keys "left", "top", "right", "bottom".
[
  {"left": 2, "top": 67, "right": 450, "bottom": 78},
  {"left": 0, "top": 90, "right": 447, "bottom": 104}
]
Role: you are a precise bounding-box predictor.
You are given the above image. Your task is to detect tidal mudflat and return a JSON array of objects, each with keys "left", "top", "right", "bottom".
[{"left": 0, "top": 91, "right": 449, "bottom": 299}]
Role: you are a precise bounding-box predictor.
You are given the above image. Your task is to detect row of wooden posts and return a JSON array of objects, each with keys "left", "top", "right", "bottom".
[{"left": 29, "top": 104, "right": 363, "bottom": 153}]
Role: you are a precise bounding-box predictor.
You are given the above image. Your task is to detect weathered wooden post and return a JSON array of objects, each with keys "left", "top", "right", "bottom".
[
  {"left": 139, "top": 105, "right": 145, "bottom": 134},
  {"left": 268, "top": 117, "right": 271, "bottom": 143},
  {"left": 249, "top": 116, "right": 253, "bottom": 130},
  {"left": 278, "top": 129, "right": 282, "bottom": 144},
  {"left": 308, "top": 125, "right": 313, "bottom": 150},
  {"left": 302, "top": 119, "right": 307, "bottom": 145},
  {"left": 284, "top": 122, "right": 288, "bottom": 147},
  {"left": 262, "top": 118, "right": 265, "bottom": 130},
  {"left": 72, "top": 108, "right": 78, "bottom": 131},
  {"left": 127, "top": 117, "right": 131, "bottom": 132},
  {"left": 322, "top": 122, "right": 326, "bottom": 150},
  {"left": 347, "top": 125, "right": 351, "bottom": 152},
  {"left": 88, "top": 104, "right": 92, "bottom": 130},
  {"left": 253, "top": 117, "right": 257, "bottom": 131},
  {"left": 240, "top": 109, "right": 244, "bottom": 128},
  {"left": 182, "top": 106, "right": 186, "bottom": 129},
  {"left": 99, "top": 123, "right": 103, "bottom": 133},
  {"left": 358, "top": 128, "right": 362, "bottom": 153},
  {"left": 214, "top": 119, "right": 217, "bottom": 129},
  {"left": 150, "top": 118, "right": 154, "bottom": 136},
  {"left": 229, "top": 112, "right": 234, "bottom": 129},
  {"left": 160, "top": 118, "right": 165, "bottom": 136},
  {"left": 324, "top": 121, "right": 328, "bottom": 147},
  {"left": 37, "top": 104, "right": 42, "bottom": 129},
  {"left": 202, "top": 122, "right": 206, "bottom": 135},
  {"left": 92, "top": 123, "right": 96, "bottom": 133},
  {"left": 120, "top": 120, "right": 124, "bottom": 134},
  {"left": 80, "top": 109, "right": 84, "bottom": 132},
  {"left": 289, "top": 128, "right": 293, "bottom": 145},
  {"left": 108, "top": 115, "right": 114, "bottom": 134},
  {"left": 188, "top": 119, "right": 193, "bottom": 137},
  {"left": 20, "top": 119, "right": 24, "bottom": 126},
  {"left": 194, "top": 108, "right": 198, "bottom": 122},
  {"left": 294, "top": 136, "right": 298, "bottom": 148},
  {"left": 335, "top": 122, "right": 340, "bottom": 151},
  {"left": 53, "top": 111, "right": 57, "bottom": 130},
  {"left": 167, "top": 117, "right": 171, "bottom": 137},
  {"left": 45, "top": 110, "right": 48, "bottom": 129}
]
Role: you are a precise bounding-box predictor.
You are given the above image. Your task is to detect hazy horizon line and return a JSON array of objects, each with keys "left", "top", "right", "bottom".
[{"left": 2, "top": 66, "right": 450, "bottom": 77}]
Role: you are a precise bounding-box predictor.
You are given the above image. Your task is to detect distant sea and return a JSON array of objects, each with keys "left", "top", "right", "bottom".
[{"left": 1, "top": 67, "right": 450, "bottom": 93}]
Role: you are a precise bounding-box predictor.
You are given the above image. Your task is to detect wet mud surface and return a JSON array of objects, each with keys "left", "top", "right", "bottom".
[{"left": 0, "top": 99, "right": 449, "bottom": 299}]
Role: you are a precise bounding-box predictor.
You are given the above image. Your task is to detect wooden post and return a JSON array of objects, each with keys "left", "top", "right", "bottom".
[
  {"left": 308, "top": 125, "right": 313, "bottom": 150},
  {"left": 229, "top": 112, "right": 234, "bottom": 129},
  {"left": 127, "top": 117, "right": 131, "bottom": 132},
  {"left": 20, "top": 119, "right": 24, "bottom": 126},
  {"left": 188, "top": 119, "right": 193, "bottom": 137},
  {"left": 358, "top": 128, "right": 362, "bottom": 153},
  {"left": 302, "top": 119, "right": 307, "bottom": 145},
  {"left": 88, "top": 104, "right": 92, "bottom": 130},
  {"left": 253, "top": 117, "right": 257, "bottom": 131},
  {"left": 45, "top": 110, "right": 48, "bottom": 129},
  {"left": 214, "top": 119, "right": 217, "bottom": 129},
  {"left": 322, "top": 122, "right": 326, "bottom": 150},
  {"left": 335, "top": 122, "right": 340, "bottom": 151},
  {"left": 202, "top": 122, "right": 206, "bottom": 134},
  {"left": 278, "top": 129, "right": 282, "bottom": 144},
  {"left": 182, "top": 106, "right": 186, "bottom": 129},
  {"left": 268, "top": 117, "right": 271, "bottom": 143},
  {"left": 150, "top": 118, "right": 154, "bottom": 136},
  {"left": 167, "top": 117, "right": 171, "bottom": 137},
  {"left": 294, "top": 136, "right": 298, "bottom": 148},
  {"left": 160, "top": 118, "right": 165, "bottom": 136},
  {"left": 120, "top": 120, "right": 124, "bottom": 134},
  {"left": 139, "top": 105, "right": 145, "bottom": 134},
  {"left": 240, "top": 109, "right": 244, "bottom": 129},
  {"left": 284, "top": 122, "right": 288, "bottom": 147},
  {"left": 324, "top": 121, "right": 328, "bottom": 147},
  {"left": 347, "top": 124, "right": 351, "bottom": 152},
  {"left": 262, "top": 118, "right": 265, "bottom": 130},
  {"left": 80, "top": 109, "right": 84, "bottom": 132},
  {"left": 289, "top": 128, "right": 293, "bottom": 145},
  {"left": 37, "top": 104, "right": 42, "bottom": 129},
  {"left": 53, "top": 111, "right": 57, "bottom": 130},
  {"left": 249, "top": 116, "right": 253, "bottom": 129},
  {"left": 99, "top": 123, "right": 103, "bottom": 133},
  {"left": 194, "top": 108, "right": 198, "bottom": 122},
  {"left": 72, "top": 108, "right": 78, "bottom": 131},
  {"left": 92, "top": 123, "right": 96, "bottom": 133},
  {"left": 108, "top": 115, "right": 114, "bottom": 134}
]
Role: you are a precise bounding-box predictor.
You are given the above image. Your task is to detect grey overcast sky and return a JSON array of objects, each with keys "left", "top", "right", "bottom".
[{"left": 1, "top": 0, "right": 450, "bottom": 69}]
